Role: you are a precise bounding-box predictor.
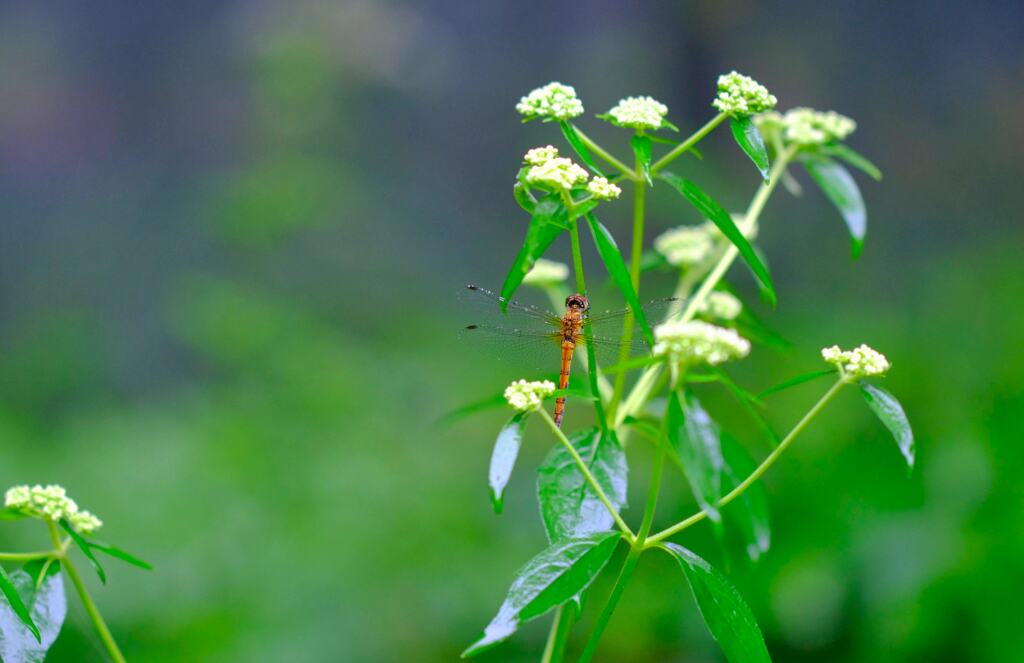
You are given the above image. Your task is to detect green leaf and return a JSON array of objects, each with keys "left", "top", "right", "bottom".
[
  {"left": 462, "top": 531, "right": 621, "bottom": 657},
  {"left": 537, "top": 428, "right": 627, "bottom": 542},
  {"left": 661, "top": 543, "right": 772, "bottom": 663},
  {"left": 512, "top": 182, "right": 536, "bottom": 214},
  {"left": 758, "top": 368, "right": 837, "bottom": 398},
  {"left": 489, "top": 412, "right": 528, "bottom": 514},
  {"left": 631, "top": 135, "right": 652, "bottom": 185},
  {"left": 0, "top": 567, "right": 65, "bottom": 660},
  {"left": 730, "top": 116, "right": 770, "bottom": 181},
  {"left": 0, "top": 509, "right": 28, "bottom": 522},
  {"left": 584, "top": 213, "right": 653, "bottom": 345},
  {"left": 59, "top": 520, "right": 105, "bottom": 584},
  {"left": 720, "top": 434, "right": 771, "bottom": 561},
  {"left": 499, "top": 195, "right": 568, "bottom": 310},
  {"left": 658, "top": 173, "right": 776, "bottom": 306},
  {"left": 435, "top": 392, "right": 507, "bottom": 427},
  {"left": 802, "top": 156, "right": 866, "bottom": 259},
  {"left": 668, "top": 391, "right": 724, "bottom": 522},
  {"left": 559, "top": 121, "right": 604, "bottom": 177},
  {"left": 0, "top": 565, "right": 40, "bottom": 643},
  {"left": 819, "top": 143, "right": 882, "bottom": 181},
  {"left": 860, "top": 383, "right": 915, "bottom": 469},
  {"left": 85, "top": 542, "right": 153, "bottom": 571}
]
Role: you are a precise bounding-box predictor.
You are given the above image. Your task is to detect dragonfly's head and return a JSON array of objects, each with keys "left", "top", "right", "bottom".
[{"left": 565, "top": 293, "right": 590, "bottom": 312}]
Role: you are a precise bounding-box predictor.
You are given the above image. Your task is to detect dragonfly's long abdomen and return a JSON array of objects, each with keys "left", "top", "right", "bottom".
[{"left": 553, "top": 340, "right": 575, "bottom": 427}]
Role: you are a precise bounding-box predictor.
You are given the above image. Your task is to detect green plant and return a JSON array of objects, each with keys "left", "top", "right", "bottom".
[
  {"left": 458, "top": 74, "right": 913, "bottom": 661},
  {"left": 0, "top": 484, "right": 151, "bottom": 662}
]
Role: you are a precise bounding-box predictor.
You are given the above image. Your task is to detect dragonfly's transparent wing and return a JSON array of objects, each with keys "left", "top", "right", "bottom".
[
  {"left": 585, "top": 297, "right": 688, "bottom": 340},
  {"left": 459, "top": 323, "right": 563, "bottom": 373},
  {"left": 461, "top": 284, "right": 563, "bottom": 326}
]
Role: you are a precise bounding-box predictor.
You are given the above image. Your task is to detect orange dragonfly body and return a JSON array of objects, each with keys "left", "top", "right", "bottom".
[{"left": 463, "top": 284, "right": 676, "bottom": 426}]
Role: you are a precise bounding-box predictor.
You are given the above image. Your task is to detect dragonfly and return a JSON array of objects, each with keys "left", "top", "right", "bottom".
[{"left": 462, "top": 284, "right": 680, "bottom": 426}]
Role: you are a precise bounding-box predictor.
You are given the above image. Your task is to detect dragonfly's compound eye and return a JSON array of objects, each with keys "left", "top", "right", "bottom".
[{"left": 565, "top": 294, "right": 590, "bottom": 311}]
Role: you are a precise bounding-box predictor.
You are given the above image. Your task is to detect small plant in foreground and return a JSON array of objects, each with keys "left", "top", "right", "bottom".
[
  {"left": 454, "top": 71, "right": 913, "bottom": 661},
  {"left": 0, "top": 484, "right": 151, "bottom": 662}
]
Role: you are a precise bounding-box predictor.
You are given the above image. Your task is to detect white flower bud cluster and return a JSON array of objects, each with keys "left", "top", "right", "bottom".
[
  {"left": 524, "top": 145, "right": 559, "bottom": 166},
  {"left": 586, "top": 176, "right": 621, "bottom": 200},
  {"left": 516, "top": 82, "right": 584, "bottom": 121},
  {"left": 712, "top": 71, "right": 777, "bottom": 116},
  {"left": 654, "top": 222, "right": 721, "bottom": 267},
  {"left": 5, "top": 484, "right": 103, "bottom": 534},
  {"left": 523, "top": 148, "right": 589, "bottom": 192},
  {"left": 700, "top": 291, "right": 742, "bottom": 321},
  {"left": 604, "top": 96, "right": 669, "bottom": 130},
  {"left": 756, "top": 108, "right": 857, "bottom": 146},
  {"left": 522, "top": 259, "right": 569, "bottom": 286},
  {"left": 653, "top": 320, "right": 750, "bottom": 366},
  {"left": 504, "top": 379, "right": 556, "bottom": 412},
  {"left": 821, "top": 344, "right": 889, "bottom": 379}
]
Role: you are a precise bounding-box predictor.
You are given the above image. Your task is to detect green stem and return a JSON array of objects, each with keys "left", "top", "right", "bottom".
[
  {"left": 571, "top": 127, "right": 639, "bottom": 181},
  {"left": 608, "top": 154, "right": 647, "bottom": 418},
  {"left": 577, "top": 548, "right": 641, "bottom": 663},
  {"left": 570, "top": 221, "right": 610, "bottom": 432},
  {"left": 541, "top": 604, "right": 574, "bottom": 663},
  {"left": 0, "top": 550, "right": 56, "bottom": 561},
  {"left": 538, "top": 409, "right": 634, "bottom": 541},
  {"left": 47, "top": 521, "right": 126, "bottom": 663},
  {"left": 644, "top": 378, "right": 846, "bottom": 547},
  {"left": 651, "top": 113, "right": 727, "bottom": 174}
]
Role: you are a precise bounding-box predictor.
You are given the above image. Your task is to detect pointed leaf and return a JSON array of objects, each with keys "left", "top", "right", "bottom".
[
  {"left": 802, "top": 156, "right": 866, "bottom": 259},
  {"left": 758, "top": 368, "right": 837, "bottom": 398},
  {"left": 0, "top": 568, "right": 65, "bottom": 660},
  {"left": 584, "top": 213, "right": 653, "bottom": 345},
  {"left": 819, "top": 143, "right": 882, "bottom": 181},
  {"left": 0, "top": 509, "right": 28, "bottom": 522},
  {"left": 860, "top": 383, "right": 914, "bottom": 469},
  {"left": 462, "top": 531, "right": 621, "bottom": 657},
  {"left": 658, "top": 173, "right": 776, "bottom": 306},
  {"left": 59, "top": 520, "right": 105, "bottom": 584},
  {"left": 730, "top": 116, "right": 770, "bottom": 181},
  {"left": 661, "top": 543, "right": 772, "bottom": 663},
  {"left": 667, "top": 391, "right": 724, "bottom": 522},
  {"left": 489, "top": 412, "right": 529, "bottom": 513},
  {"left": 537, "top": 428, "right": 627, "bottom": 542},
  {"left": 86, "top": 542, "right": 153, "bottom": 571},
  {"left": 0, "top": 566, "right": 40, "bottom": 643},
  {"left": 559, "top": 121, "right": 604, "bottom": 177},
  {"left": 513, "top": 182, "right": 536, "bottom": 214},
  {"left": 720, "top": 434, "right": 771, "bottom": 561},
  {"left": 499, "top": 195, "right": 568, "bottom": 309},
  {"left": 631, "top": 135, "right": 652, "bottom": 185}
]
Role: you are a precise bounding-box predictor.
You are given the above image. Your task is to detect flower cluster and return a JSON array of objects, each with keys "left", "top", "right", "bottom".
[
  {"left": 504, "top": 379, "right": 556, "bottom": 412},
  {"left": 522, "top": 259, "right": 569, "bottom": 286},
  {"left": 653, "top": 320, "right": 751, "bottom": 366},
  {"left": 5, "top": 484, "right": 103, "bottom": 534},
  {"left": 522, "top": 147, "right": 589, "bottom": 193},
  {"left": 516, "top": 82, "right": 584, "bottom": 122},
  {"left": 654, "top": 222, "right": 721, "bottom": 267},
  {"left": 603, "top": 96, "right": 669, "bottom": 131},
  {"left": 712, "top": 71, "right": 777, "bottom": 116},
  {"left": 586, "top": 176, "right": 621, "bottom": 200},
  {"left": 699, "top": 291, "right": 742, "bottom": 321},
  {"left": 756, "top": 107, "right": 856, "bottom": 146},
  {"left": 821, "top": 344, "right": 889, "bottom": 379}
]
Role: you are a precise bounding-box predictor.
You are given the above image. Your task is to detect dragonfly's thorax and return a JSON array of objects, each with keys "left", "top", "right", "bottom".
[{"left": 561, "top": 308, "right": 585, "bottom": 343}]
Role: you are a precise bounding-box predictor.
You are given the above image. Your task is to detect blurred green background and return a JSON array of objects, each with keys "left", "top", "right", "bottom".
[{"left": 1, "top": 2, "right": 1022, "bottom": 661}]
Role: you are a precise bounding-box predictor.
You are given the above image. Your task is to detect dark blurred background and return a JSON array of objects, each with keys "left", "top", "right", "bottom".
[{"left": 0, "top": 1, "right": 1022, "bottom": 661}]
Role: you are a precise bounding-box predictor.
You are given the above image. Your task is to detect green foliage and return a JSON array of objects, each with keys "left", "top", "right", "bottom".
[
  {"left": 801, "top": 155, "right": 867, "bottom": 258},
  {"left": 500, "top": 195, "right": 569, "bottom": 309},
  {"left": 860, "top": 383, "right": 915, "bottom": 469},
  {"left": 489, "top": 412, "right": 529, "bottom": 513},
  {"left": 0, "top": 567, "right": 65, "bottom": 661},
  {"left": 731, "top": 116, "right": 771, "bottom": 181}
]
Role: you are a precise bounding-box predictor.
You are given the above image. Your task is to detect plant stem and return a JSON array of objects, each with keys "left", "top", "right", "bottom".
[
  {"left": 571, "top": 126, "right": 638, "bottom": 181},
  {"left": 645, "top": 378, "right": 846, "bottom": 546},
  {"left": 0, "top": 550, "right": 56, "bottom": 561},
  {"left": 541, "top": 604, "right": 573, "bottom": 663},
  {"left": 608, "top": 153, "right": 647, "bottom": 418},
  {"left": 570, "top": 220, "right": 610, "bottom": 432},
  {"left": 538, "top": 409, "right": 634, "bottom": 541},
  {"left": 577, "top": 548, "right": 641, "bottom": 663},
  {"left": 651, "top": 113, "right": 727, "bottom": 174},
  {"left": 47, "top": 521, "right": 126, "bottom": 663}
]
